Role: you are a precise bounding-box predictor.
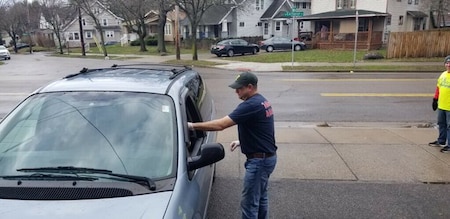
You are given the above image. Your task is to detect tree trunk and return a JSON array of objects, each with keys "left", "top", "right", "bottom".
[
  {"left": 191, "top": 23, "right": 198, "bottom": 60},
  {"left": 157, "top": 9, "right": 167, "bottom": 54}
]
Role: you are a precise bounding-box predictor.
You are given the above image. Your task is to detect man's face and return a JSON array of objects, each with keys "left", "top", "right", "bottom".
[
  {"left": 446, "top": 61, "right": 450, "bottom": 69},
  {"left": 235, "top": 84, "right": 253, "bottom": 100}
]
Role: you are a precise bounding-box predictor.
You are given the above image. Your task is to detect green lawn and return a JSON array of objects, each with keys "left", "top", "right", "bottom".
[
  {"left": 224, "top": 49, "right": 443, "bottom": 63},
  {"left": 69, "top": 44, "right": 207, "bottom": 55}
]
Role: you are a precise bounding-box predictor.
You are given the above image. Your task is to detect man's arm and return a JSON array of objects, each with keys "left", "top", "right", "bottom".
[{"left": 189, "top": 116, "right": 236, "bottom": 131}]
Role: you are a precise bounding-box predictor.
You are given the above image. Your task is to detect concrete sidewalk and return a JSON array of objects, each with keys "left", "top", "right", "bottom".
[{"left": 215, "top": 123, "right": 450, "bottom": 183}]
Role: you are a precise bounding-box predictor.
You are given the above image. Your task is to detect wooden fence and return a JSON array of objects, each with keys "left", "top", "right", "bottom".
[{"left": 387, "top": 30, "right": 450, "bottom": 58}]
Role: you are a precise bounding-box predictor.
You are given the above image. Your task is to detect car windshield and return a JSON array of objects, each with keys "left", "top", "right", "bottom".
[{"left": 0, "top": 92, "right": 176, "bottom": 180}]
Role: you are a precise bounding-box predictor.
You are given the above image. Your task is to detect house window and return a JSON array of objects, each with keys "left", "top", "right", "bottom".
[
  {"left": 105, "top": 31, "right": 114, "bottom": 38},
  {"left": 165, "top": 23, "right": 172, "bottom": 35},
  {"left": 408, "top": 0, "right": 412, "bottom": 4},
  {"left": 396, "top": 0, "right": 401, "bottom": 2},
  {"left": 239, "top": 22, "right": 245, "bottom": 27},
  {"left": 275, "top": 21, "right": 281, "bottom": 31},
  {"left": 398, "top": 15, "right": 403, "bottom": 25},
  {"left": 85, "top": 31, "right": 92, "bottom": 39},
  {"left": 256, "top": 0, "right": 264, "bottom": 10},
  {"left": 350, "top": 0, "right": 356, "bottom": 8},
  {"left": 102, "top": 18, "right": 108, "bottom": 26},
  {"left": 68, "top": 32, "right": 79, "bottom": 41},
  {"left": 337, "top": 0, "right": 355, "bottom": 9},
  {"left": 82, "top": 19, "right": 86, "bottom": 26},
  {"left": 414, "top": 0, "right": 419, "bottom": 4},
  {"left": 302, "top": 2, "right": 307, "bottom": 8},
  {"left": 94, "top": 8, "right": 100, "bottom": 14},
  {"left": 264, "top": 23, "right": 268, "bottom": 35}
]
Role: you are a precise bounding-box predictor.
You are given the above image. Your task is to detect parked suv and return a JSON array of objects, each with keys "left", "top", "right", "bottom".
[{"left": 0, "top": 64, "right": 225, "bottom": 218}]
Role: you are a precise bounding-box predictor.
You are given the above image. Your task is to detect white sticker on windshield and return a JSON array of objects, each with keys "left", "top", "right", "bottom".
[{"left": 162, "top": 105, "right": 170, "bottom": 112}]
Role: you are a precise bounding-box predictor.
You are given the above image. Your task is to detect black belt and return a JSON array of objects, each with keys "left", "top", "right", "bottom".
[{"left": 246, "top": 152, "right": 275, "bottom": 159}]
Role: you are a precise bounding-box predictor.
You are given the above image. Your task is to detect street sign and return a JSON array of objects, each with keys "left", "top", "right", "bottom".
[{"left": 284, "top": 11, "right": 304, "bottom": 17}]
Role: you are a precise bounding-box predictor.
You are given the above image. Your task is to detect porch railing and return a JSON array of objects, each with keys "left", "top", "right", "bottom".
[{"left": 312, "top": 31, "right": 383, "bottom": 50}]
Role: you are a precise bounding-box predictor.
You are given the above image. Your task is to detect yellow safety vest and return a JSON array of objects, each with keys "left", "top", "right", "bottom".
[{"left": 437, "top": 71, "right": 450, "bottom": 110}]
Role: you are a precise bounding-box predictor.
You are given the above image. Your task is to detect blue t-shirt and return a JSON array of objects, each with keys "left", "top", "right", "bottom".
[{"left": 228, "top": 93, "right": 277, "bottom": 155}]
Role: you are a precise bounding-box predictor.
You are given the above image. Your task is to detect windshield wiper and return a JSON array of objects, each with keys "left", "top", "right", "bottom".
[
  {"left": 17, "top": 166, "right": 156, "bottom": 190},
  {"left": 1, "top": 173, "right": 97, "bottom": 181}
]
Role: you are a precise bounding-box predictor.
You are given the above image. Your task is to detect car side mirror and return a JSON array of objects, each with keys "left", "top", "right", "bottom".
[{"left": 187, "top": 143, "right": 225, "bottom": 171}]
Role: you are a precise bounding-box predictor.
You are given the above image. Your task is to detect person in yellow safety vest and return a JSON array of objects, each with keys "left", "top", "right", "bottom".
[{"left": 429, "top": 55, "right": 450, "bottom": 153}]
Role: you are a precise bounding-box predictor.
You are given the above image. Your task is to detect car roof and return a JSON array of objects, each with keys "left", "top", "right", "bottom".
[{"left": 35, "top": 64, "right": 195, "bottom": 95}]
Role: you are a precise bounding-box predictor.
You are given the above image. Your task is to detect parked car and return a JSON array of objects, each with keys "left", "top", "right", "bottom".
[
  {"left": 0, "top": 64, "right": 225, "bottom": 218},
  {"left": 259, "top": 36, "right": 306, "bottom": 52},
  {"left": 15, "top": 42, "right": 30, "bottom": 50},
  {"left": 210, "top": 39, "right": 259, "bottom": 57},
  {"left": 0, "top": 45, "right": 11, "bottom": 60},
  {"left": 104, "top": 41, "right": 119, "bottom": 46}
]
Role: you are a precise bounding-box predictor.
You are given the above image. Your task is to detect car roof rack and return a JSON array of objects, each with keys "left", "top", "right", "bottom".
[{"left": 63, "top": 64, "right": 192, "bottom": 79}]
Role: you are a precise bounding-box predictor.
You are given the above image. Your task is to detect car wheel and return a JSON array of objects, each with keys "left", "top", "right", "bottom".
[
  {"left": 252, "top": 47, "right": 258, "bottom": 55},
  {"left": 294, "top": 45, "right": 301, "bottom": 51},
  {"left": 216, "top": 54, "right": 222, "bottom": 57},
  {"left": 266, "top": 46, "right": 274, "bottom": 52},
  {"left": 227, "top": 50, "right": 234, "bottom": 57}
]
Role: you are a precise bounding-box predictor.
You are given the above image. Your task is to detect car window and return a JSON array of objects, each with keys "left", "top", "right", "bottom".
[
  {"left": 231, "top": 40, "right": 240, "bottom": 45},
  {"left": 0, "top": 92, "right": 177, "bottom": 179}
]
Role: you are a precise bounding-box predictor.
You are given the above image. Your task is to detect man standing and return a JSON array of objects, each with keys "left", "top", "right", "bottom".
[
  {"left": 429, "top": 55, "right": 450, "bottom": 153},
  {"left": 188, "top": 71, "right": 277, "bottom": 218}
]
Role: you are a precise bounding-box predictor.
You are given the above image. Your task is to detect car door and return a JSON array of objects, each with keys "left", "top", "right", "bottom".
[
  {"left": 280, "top": 37, "right": 292, "bottom": 50},
  {"left": 180, "top": 75, "right": 215, "bottom": 218},
  {"left": 230, "top": 40, "right": 242, "bottom": 54},
  {"left": 238, "top": 39, "right": 251, "bottom": 53}
]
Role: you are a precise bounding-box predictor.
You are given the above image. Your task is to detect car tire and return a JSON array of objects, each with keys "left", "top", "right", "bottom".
[
  {"left": 227, "top": 50, "right": 234, "bottom": 57},
  {"left": 252, "top": 47, "right": 258, "bottom": 55},
  {"left": 266, "top": 46, "right": 274, "bottom": 52},
  {"left": 216, "top": 54, "right": 222, "bottom": 57},
  {"left": 294, "top": 45, "right": 301, "bottom": 51}
]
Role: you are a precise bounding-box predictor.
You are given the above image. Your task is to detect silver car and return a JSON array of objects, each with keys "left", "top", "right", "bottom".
[
  {"left": 0, "top": 45, "right": 11, "bottom": 60},
  {"left": 0, "top": 64, "right": 224, "bottom": 218},
  {"left": 259, "top": 36, "right": 306, "bottom": 52}
]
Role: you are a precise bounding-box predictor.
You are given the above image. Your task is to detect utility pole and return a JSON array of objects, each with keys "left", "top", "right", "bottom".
[
  {"left": 175, "top": 5, "right": 180, "bottom": 60},
  {"left": 78, "top": 7, "right": 86, "bottom": 56}
]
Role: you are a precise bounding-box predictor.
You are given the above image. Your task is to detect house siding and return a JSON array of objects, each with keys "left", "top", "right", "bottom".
[
  {"left": 63, "top": 2, "right": 123, "bottom": 47},
  {"left": 236, "top": 2, "right": 267, "bottom": 37}
]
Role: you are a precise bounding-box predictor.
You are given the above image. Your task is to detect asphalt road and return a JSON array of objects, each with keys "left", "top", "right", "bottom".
[{"left": 1, "top": 53, "right": 449, "bottom": 219}]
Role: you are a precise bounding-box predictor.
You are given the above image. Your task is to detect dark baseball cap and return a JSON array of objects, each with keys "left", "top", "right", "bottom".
[
  {"left": 445, "top": 55, "right": 450, "bottom": 63},
  {"left": 229, "top": 72, "right": 258, "bottom": 89}
]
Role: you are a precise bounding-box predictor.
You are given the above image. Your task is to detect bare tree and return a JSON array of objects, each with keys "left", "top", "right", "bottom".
[
  {"left": 175, "top": 0, "right": 219, "bottom": 60},
  {"left": 107, "top": 0, "right": 154, "bottom": 52},
  {"left": 41, "top": 0, "right": 75, "bottom": 54},
  {"left": 422, "top": 0, "right": 450, "bottom": 28},
  {"left": 157, "top": 0, "right": 174, "bottom": 54},
  {"left": 0, "top": 1, "right": 28, "bottom": 53},
  {"left": 72, "top": 0, "right": 110, "bottom": 57}
]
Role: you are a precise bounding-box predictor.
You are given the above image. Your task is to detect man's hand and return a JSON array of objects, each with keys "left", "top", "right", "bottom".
[
  {"left": 229, "top": 140, "right": 240, "bottom": 152},
  {"left": 432, "top": 98, "right": 438, "bottom": 111},
  {"left": 187, "top": 122, "right": 194, "bottom": 130}
]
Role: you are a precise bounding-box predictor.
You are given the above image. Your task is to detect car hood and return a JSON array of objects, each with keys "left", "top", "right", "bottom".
[{"left": 0, "top": 191, "right": 172, "bottom": 219}]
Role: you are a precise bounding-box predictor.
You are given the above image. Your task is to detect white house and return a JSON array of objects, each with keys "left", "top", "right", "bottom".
[{"left": 181, "top": 0, "right": 312, "bottom": 40}]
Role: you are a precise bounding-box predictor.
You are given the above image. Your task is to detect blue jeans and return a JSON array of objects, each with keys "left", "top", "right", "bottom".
[
  {"left": 241, "top": 155, "right": 277, "bottom": 219},
  {"left": 437, "top": 109, "right": 450, "bottom": 144}
]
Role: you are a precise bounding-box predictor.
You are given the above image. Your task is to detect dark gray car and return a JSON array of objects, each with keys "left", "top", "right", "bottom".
[{"left": 211, "top": 39, "right": 260, "bottom": 57}]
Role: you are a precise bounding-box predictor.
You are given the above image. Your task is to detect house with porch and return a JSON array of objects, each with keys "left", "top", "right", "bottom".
[
  {"left": 62, "top": 1, "right": 124, "bottom": 48},
  {"left": 296, "top": 0, "right": 439, "bottom": 49}
]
